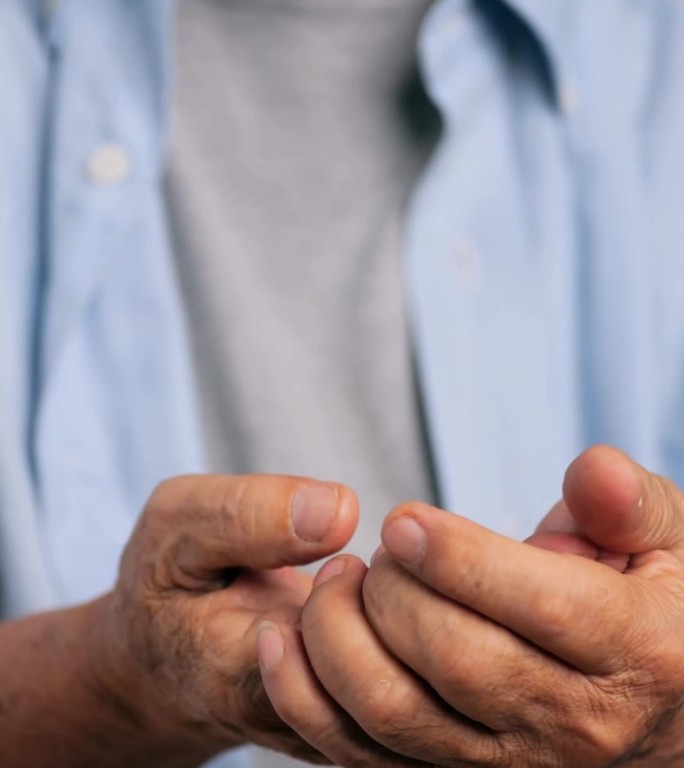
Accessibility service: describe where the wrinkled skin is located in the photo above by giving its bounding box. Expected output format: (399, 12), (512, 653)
(95, 473), (372, 765)
(260, 446), (684, 767)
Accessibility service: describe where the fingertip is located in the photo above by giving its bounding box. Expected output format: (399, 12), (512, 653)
(291, 481), (358, 551)
(257, 621), (285, 672)
(559, 445), (684, 556)
(382, 501), (433, 536)
(313, 557), (348, 588)
(331, 484), (360, 545)
(563, 446), (642, 536)
(382, 516), (427, 565)
(313, 555), (366, 589)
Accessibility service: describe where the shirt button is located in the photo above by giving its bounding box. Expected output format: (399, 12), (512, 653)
(559, 82), (581, 116)
(44, 0), (62, 21)
(86, 143), (131, 187)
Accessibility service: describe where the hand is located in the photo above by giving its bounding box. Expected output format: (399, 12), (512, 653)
(93, 473), (359, 765)
(276, 446), (684, 767)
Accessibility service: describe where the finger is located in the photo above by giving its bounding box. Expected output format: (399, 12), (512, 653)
(533, 495), (628, 571)
(525, 531), (630, 572)
(527, 530), (599, 558)
(381, 503), (637, 673)
(535, 500), (579, 534)
(363, 553), (592, 736)
(563, 445), (684, 554)
(301, 555), (508, 766)
(138, 474), (358, 589)
(257, 616), (434, 768)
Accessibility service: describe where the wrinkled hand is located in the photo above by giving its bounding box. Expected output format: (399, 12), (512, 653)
(267, 446), (684, 767)
(95, 474), (359, 765)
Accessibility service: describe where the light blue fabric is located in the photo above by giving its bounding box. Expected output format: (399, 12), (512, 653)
(1, 0), (683, 765)
(407, 0), (684, 535)
(1, 0), (207, 616)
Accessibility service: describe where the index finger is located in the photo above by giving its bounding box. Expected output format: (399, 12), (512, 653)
(381, 503), (640, 674)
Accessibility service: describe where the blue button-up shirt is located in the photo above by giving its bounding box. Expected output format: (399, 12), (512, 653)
(1, 4), (683, 763)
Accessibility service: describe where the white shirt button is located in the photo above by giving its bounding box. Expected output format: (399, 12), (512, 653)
(559, 82), (581, 116)
(86, 143), (131, 187)
(44, 0), (62, 21)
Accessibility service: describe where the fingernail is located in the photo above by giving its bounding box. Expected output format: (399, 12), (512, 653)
(383, 517), (427, 564)
(257, 621), (284, 671)
(370, 544), (385, 565)
(292, 483), (337, 542)
(313, 557), (346, 588)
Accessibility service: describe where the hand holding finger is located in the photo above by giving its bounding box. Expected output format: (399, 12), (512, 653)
(370, 456), (684, 766)
(100, 474), (359, 764)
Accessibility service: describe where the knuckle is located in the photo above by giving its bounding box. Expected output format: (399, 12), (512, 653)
(579, 717), (632, 763)
(302, 717), (343, 748)
(345, 678), (470, 763)
(271, 693), (305, 731)
(147, 476), (187, 513)
(572, 682), (642, 764)
(415, 612), (491, 697)
(120, 485), (188, 586)
(223, 476), (257, 541)
(436, 655), (523, 733)
(435, 643), (478, 693)
(356, 694), (421, 752)
(648, 632), (684, 689)
(141, 476), (197, 548)
(221, 476), (293, 550)
(528, 589), (577, 641)
(315, 671), (399, 745)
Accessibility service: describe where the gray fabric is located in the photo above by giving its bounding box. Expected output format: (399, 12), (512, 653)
(166, 1), (437, 760)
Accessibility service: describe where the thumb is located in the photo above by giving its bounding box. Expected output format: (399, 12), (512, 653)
(131, 474), (359, 590)
(562, 445), (684, 554)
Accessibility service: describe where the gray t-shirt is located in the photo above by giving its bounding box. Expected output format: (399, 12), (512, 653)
(166, 1), (437, 764)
